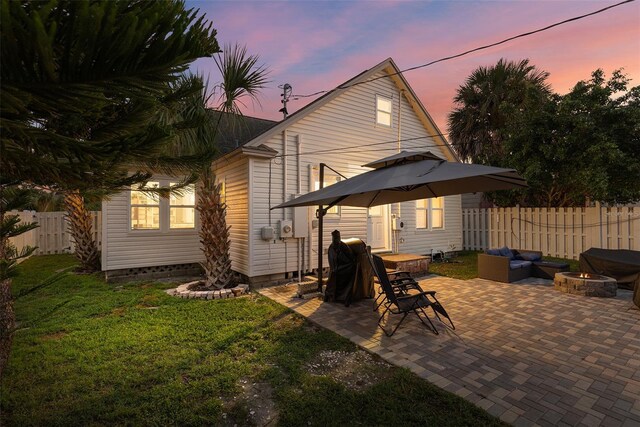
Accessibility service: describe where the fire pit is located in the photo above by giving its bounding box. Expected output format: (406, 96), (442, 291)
(554, 272), (617, 297)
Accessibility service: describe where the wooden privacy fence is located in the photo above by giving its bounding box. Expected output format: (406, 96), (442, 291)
(7, 211), (102, 256)
(463, 206), (639, 259)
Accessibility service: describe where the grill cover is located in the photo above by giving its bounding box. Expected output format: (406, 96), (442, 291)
(324, 237), (374, 305)
(579, 248), (640, 308)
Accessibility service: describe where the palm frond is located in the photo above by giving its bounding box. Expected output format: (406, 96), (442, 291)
(213, 44), (270, 115)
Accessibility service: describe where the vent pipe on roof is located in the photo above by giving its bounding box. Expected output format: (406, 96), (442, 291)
(278, 83), (292, 119)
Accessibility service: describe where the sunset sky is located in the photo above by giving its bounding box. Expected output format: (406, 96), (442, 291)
(187, 0), (640, 133)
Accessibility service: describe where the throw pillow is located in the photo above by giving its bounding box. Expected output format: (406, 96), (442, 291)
(498, 246), (515, 260)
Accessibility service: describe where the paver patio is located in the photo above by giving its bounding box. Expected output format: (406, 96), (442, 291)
(258, 276), (640, 427)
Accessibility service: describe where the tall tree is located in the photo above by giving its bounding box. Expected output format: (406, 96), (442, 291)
(64, 191), (100, 271)
(0, 0), (219, 377)
(2, 0), (221, 272)
(197, 45), (269, 289)
(1, 0), (220, 190)
(448, 59), (551, 164)
(500, 69), (640, 207)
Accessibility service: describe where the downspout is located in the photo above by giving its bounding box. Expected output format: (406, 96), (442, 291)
(317, 163), (325, 291)
(297, 135), (302, 281)
(397, 90), (402, 152)
(395, 90), (404, 253)
(283, 130), (288, 216)
(283, 130), (288, 273)
(308, 164), (313, 278)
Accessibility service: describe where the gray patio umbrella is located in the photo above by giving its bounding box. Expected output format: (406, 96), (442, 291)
(272, 151), (527, 289)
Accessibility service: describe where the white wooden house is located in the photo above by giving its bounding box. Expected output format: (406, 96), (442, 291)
(101, 58), (463, 283)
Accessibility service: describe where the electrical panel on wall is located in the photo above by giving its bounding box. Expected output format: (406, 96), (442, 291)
(279, 219), (293, 238)
(391, 217), (404, 230)
(261, 226), (274, 240)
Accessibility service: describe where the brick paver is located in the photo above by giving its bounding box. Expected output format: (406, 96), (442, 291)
(259, 276), (639, 426)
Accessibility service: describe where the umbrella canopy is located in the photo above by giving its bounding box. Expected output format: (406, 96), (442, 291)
(271, 151), (527, 293)
(273, 151), (526, 210)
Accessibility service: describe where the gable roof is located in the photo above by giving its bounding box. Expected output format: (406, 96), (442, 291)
(216, 57), (458, 162)
(209, 110), (278, 156)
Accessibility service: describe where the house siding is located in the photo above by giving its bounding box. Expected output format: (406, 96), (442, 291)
(102, 175), (203, 271)
(248, 69), (462, 278)
(213, 155), (251, 276)
(101, 62), (463, 281)
(396, 196), (463, 255)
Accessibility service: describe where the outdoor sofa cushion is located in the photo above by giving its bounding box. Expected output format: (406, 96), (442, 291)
(498, 246), (516, 259)
(510, 260), (532, 270)
(516, 251), (542, 261)
(478, 251), (532, 283)
(486, 248), (500, 256)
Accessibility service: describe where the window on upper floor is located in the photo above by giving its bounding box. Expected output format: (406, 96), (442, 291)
(376, 95), (392, 127)
(416, 197), (444, 230)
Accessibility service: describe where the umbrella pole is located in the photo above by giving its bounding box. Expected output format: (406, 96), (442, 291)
(317, 163), (326, 292)
(317, 204), (324, 292)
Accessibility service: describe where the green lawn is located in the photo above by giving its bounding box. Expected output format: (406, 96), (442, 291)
(428, 250), (579, 280)
(2, 255), (504, 426)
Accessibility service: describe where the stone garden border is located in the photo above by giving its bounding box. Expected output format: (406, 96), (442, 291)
(166, 281), (249, 300)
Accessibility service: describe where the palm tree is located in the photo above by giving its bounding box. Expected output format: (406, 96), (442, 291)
(448, 59), (551, 164)
(198, 45), (269, 289)
(151, 45), (268, 290)
(64, 191), (100, 272)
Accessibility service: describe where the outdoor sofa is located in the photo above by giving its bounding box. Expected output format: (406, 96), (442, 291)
(478, 247), (569, 283)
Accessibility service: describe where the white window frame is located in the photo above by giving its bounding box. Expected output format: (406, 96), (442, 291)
(431, 197), (444, 230)
(376, 94), (392, 127)
(129, 179), (197, 233)
(169, 182), (196, 230)
(416, 197), (445, 230)
(312, 167), (341, 218)
(130, 181), (161, 231)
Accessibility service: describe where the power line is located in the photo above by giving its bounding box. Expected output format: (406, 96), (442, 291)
(273, 133), (451, 158)
(278, 1), (635, 162)
(291, 0), (635, 99)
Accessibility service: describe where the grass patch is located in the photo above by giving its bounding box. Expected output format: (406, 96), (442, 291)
(1, 255), (505, 426)
(427, 251), (480, 280)
(428, 250), (579, 280)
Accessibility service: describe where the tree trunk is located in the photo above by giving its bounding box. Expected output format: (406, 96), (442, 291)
(0, 207), (14, 378)
(0, 277), (14, 379)
(64, 191), (100, 272)
(197, 172), (233, 289)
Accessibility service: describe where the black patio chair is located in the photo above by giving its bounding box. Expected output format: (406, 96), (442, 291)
(370, 254), (455, 337)
(372, 267), (421, 311)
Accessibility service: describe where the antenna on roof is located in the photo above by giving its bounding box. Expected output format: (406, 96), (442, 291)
(278, 83), (292, 119)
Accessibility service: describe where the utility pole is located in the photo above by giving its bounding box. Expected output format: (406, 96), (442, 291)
(279, 83), (292, 119)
